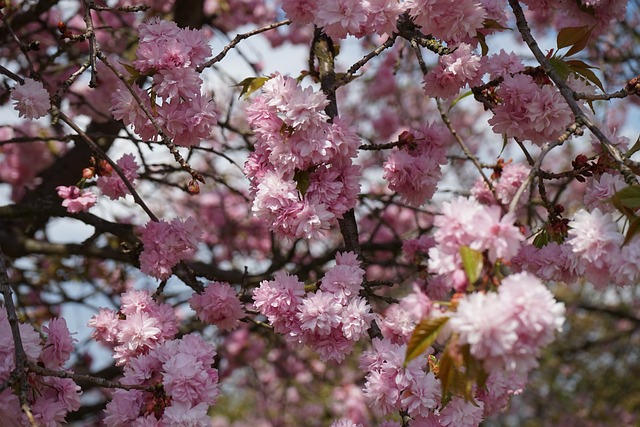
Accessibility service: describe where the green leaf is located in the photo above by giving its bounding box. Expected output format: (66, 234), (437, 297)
(612, 186), (640, 209)
(564, 59), (604, 92)
(459, 246), (483, 284)
(233, 76), (270, 99)
(532, 229), (551, 248)
(438, 350), (456, 400)
(548, 57), (573, 82)
(405, 316), (450, 365)
(625, 135), (640, 158)
(294, 170), (311, 197)
(623, 216), (640, 246)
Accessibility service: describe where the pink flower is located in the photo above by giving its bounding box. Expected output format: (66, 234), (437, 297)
(489, 74), (573, 145)
(584, 173), (626, 213)
(56, 185), (97, 213)
(383, 124), (449, 207)
(139, 217), (201, 280)
(116, 311), (162, 354)
(12, 78), (51, 119)
(499, 273), (566, 351)
(297, 290), (343, 336)
(97, 153), (139, 200)
(567, 208), (623, 267)
(153, 67), (202, 100)
(316, 0), (368, 39)
(41, 318), (76, 369)
(253, 271), (305, 334)
(423, 44), (486, 100)
(162, 353), (218, 404)
(449, 292), (519, 362)
(409, 0), (487, 44)
(189, 282), (246, 331)
(161, 401), (211, 427)
(439, 396), (484, 427)
(486, 49), (525, 79)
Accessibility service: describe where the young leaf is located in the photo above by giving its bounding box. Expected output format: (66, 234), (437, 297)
(405, 316), (450, 365)
(459, 246), (483, 284)
(623, 216), (640, 246)
(557, 26), (591, 52)
(476, 32), (489, 57)
(565, 27), (594, 57)
(625, 135), (640, 158)
(233, 76), (270, 99)
(612, 185), (640, 209)
(532, 229), (551, 248)
(294, 169), (311, 197)
(565, 59), (604, 92)
(548, 57), (573, 82)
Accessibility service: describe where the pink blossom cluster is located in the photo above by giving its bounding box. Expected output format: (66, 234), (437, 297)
(56, 185), (97, 213)
(471, 162), (531, 208)
(449, 272), (566, 374)
(514, 204), (640, 287)
(0, 126), (55, 201)
(87, 289), (178, 365)
(360, 338), (440, 418)
(0, 314), (81, 426)
(138, 216), (201, 280)
(407, 0), (506, 45)
(428, 196), (525, 291)
(11, 78), (51, 120)
(360, 338), (483, 426)
(511, 242), (578, 284)
(565, 208), (627, 286)
(110, 18), (216, 146)
(96, 153), (139, 200)
(282, 0), (405, 39)
(253, 252), (374, 361)
(189, 281), (246, 331)
(380, 284), (432, 344)
(422, 44), (486, 100)
(382, 124), (450, 207)
(488, 73), (574, 145)
(244, 74), (361, 240)
(103, 333), (219, 426)
(522, 0), (628, 35)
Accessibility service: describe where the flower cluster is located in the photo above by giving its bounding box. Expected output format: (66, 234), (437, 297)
(449, 272), (566, 374)
(471, 162), (531, 208)
(110, 18), (216, 146)
(361, 338), (439, 417)
(253, 252), (374, 361)
(382, 124), (450, 207)
(87, 289), (178, 365)
(139, 216), (201, 280)
(96, 153), (139, 200)
(422, 43), (486, 100)
(189, 281), (246, 331)
(56, 185), (97, 213)
(488, 73), (573, 145)
(282, 0), (404, 39)
(0, 313), (81, 426)
(104, 333), (219, 426)
(407, 0), (487, 45)
(428, 196), (525, 291)
(245, 74), (361, 240)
